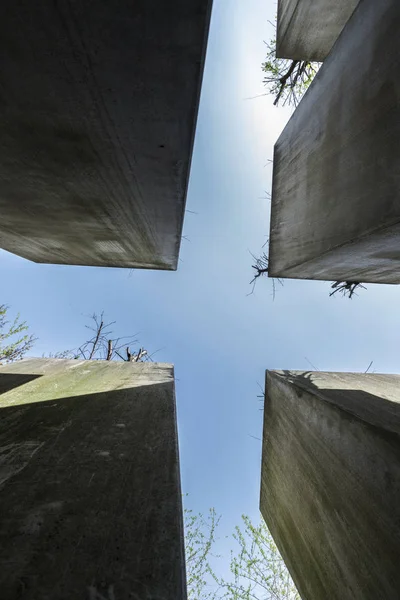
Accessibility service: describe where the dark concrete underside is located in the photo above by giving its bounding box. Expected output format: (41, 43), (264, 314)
(0, 0), (212, 269)
(0, 359), (186, 600)
(277, 0), (359, 61)
(261, 370), (400, 600)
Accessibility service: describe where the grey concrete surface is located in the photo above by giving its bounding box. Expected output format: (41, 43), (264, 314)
(269, 0), (400, 284)
(0, 0), (212, 269)
(277, 0), (359, 61)
(0, 359), (186, 600)
(261, 370), (400, 600)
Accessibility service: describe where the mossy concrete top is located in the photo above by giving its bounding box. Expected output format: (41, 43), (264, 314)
(0, 359), (186, 600)
(0, 0), (212, 269)
(0, 358), (174, 406)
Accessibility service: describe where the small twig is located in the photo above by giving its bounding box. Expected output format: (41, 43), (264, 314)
(243, 93), (268, 101)
(106, 339), (113, 361)
(274, 60), (299, 106)
(248, 251), (283, 299)
(88, 322), (103, 359)
(147, 347), (165, 361)
(256, 382), (265, 401)
(133, 348), (142, 362)
(365, 361), (373, 374)
(304, 357), (320, 372)
(330, 281), (366, 299)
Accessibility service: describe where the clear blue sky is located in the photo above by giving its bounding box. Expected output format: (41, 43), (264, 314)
(1, 0), (400, 560)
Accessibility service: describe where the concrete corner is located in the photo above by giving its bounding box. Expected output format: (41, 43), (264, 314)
(270, 0), (400, 284)
(0, 359), (186, 600)
(277, 0), (359, 61)
(0, 0), (212, 269)
(261, 369), (400, 600)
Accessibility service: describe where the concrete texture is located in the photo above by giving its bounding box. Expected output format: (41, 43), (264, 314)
(0, 359), (186, 600)
(0, 0), (212, 269)
(269, 0), (400, 284)
(277, 0), (359, 61)
(261, 370), (400, 600)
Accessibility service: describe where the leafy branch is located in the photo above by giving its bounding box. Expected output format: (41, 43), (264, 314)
(185, 503), (221, 600)
(262, 35), (320, 107)
(210, 515), (300, 600)
(0, 305), (36, 363)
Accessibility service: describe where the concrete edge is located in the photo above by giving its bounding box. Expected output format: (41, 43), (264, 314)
(268, 210), (400, 283)
(173, 0), (214, 271)
(264, 369), (400, 438)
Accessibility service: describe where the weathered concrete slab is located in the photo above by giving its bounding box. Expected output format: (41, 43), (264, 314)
(269, 0), (400, 284)
(277, 0), (359, 61)
(0, 0), (212, 269)
(261, 370), (400, 600)
(0, 359), (186, 600)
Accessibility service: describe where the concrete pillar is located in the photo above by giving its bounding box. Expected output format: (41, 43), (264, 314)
(276, 0), (359, 61)
(269, 0), (400, 284)
(0, 0), (212, 269)
(261, 370), (400, 600)
(0, 359), (186, 600)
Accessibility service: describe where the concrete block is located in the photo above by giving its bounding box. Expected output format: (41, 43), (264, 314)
(277, 0), (359, 61)
(261, 370), (400, 600)
(0, 359), (186, 600)
(269, 0), (400, 284)
(0, 0), (212, 269)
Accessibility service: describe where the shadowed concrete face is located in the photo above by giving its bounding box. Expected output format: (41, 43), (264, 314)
(277, 0), (359, 61)
(0, 0), (212, 269)
(269, 0), (400, 284)
(0, 359), (186, 600)
(261, 370), (400, 600)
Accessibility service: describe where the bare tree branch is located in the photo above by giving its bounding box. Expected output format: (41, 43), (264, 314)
(365, 361), (374, 373)
(60, 312), (150, 363)
(330, 281), (366, 299)
(248, 252), (283, 299)
(262, 25), (320, 107)
(106, 339), (113, 361)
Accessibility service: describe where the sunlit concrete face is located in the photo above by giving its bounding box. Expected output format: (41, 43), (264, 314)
(261, 370), (400, 600)
(0, 0), (212, 269)
(276, 0), (359, 61)
(0, 359), (186, 600)
(269, 0), (400, 284)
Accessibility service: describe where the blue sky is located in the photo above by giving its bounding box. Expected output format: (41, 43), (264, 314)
(1, 0), (400, 564)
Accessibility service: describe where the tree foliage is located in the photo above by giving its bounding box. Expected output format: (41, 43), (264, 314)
(0, 304), (36, 364)
(185, 505), (220, 600)
(213, 516), (300, 600)
(262, 37), (319, 107)
(185, 507), (299, 600)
